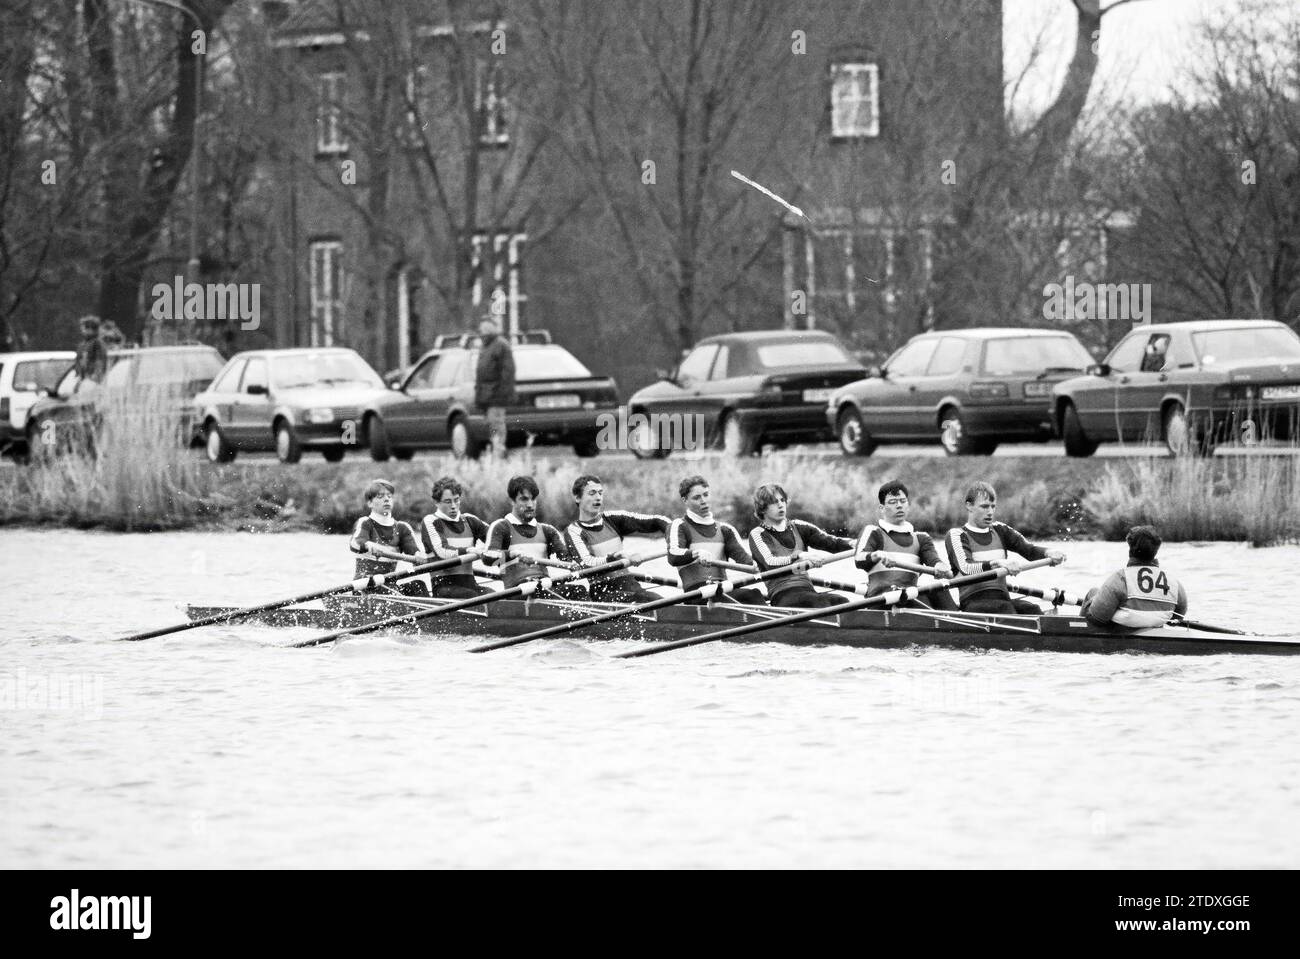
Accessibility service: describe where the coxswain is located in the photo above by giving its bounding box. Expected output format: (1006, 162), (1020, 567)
(855, 480), (958, 611)
(349, 479), (429, 595)
(1081, 525), (1188, 629)
(483, 475), (576, 594)
(945, 481), (1065, 614)
(748, 484), (853, 608)
(564, 474), (670, 602)
(668, 474), (766, 605)
(419, 476), (492, 598)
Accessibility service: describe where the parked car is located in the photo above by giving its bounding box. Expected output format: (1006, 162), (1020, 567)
(0, 351), (75, 458)
(25, 345), (225, 459)
(828, 328), (1094, 456)
(195, 347), (390, 463)
(1052, 319), (1300, 457)
(626, 330), (865, 457)
(363, 339), (619, 459)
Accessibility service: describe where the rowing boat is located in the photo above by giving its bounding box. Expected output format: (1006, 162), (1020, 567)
(185, 593), (1300, 656)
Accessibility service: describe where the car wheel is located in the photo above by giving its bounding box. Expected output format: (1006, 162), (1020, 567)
(837, 407), (877, 457)
(367, 415), (391, 462)
(1164, 402), (1214, 457)
(629, 412), (670, 459)
(275, 421), (302, 464)
(450, 416), (483, 460)
(392, 448), (414, 461)
(721, 413), (758, 457)
(573, 435), (600, 457)
(938, 407), (985, 456)
(1061, 403), (1098, 458)
(321, 445), (346, 463)
(204, 421), (236, 463)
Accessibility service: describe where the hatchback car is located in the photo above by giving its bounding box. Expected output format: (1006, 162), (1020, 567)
(625, 330), (865, 457)
(363, 341), (619, 459)
(25, 346), (224, 458)
(0, 351), (75, 457)
(827, 328), (1094, 456)
(194, 348), (389, 463)
(1053, 319), (1300, 456)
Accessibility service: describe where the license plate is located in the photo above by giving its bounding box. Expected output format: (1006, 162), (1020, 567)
(1261, 384), (1300, 400)
(535, 393), (580, 409)
(802, 388), (833, 403)
(1022, 381), (1052, 397)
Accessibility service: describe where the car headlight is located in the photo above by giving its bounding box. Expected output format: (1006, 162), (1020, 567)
(307, 407), (335, 424)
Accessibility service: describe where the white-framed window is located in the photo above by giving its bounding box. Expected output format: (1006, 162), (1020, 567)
(309, 240), (343, 346)
(317, 71), (347, 154)
(830, 63), (879, 139)
(475, 60), (508, 147)
(470, 231), (526, 332)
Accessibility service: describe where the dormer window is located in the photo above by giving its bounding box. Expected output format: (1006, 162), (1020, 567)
(830, 63), (879, 139)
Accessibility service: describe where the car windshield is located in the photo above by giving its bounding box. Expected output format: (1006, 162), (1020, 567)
(272, 352), (384, 389)
(1193, 327), (1300, 365)
(513, 346), (592, 381)
(12, 358), (73, 392)
(752, 339), (853, 369)
(136, 350), (225, 388)
(981, 337), (1093, 375)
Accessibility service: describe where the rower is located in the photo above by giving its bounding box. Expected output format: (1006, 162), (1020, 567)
(855, 480), (958, 611)
(748, 483), (853, 608)
(945, 481), (1065, 614)
(419, 476), (492, 598)
(349, 479), (429, 596)
(484, 475), (576, 594)
(1081, 525), (1188, 629)
(564, 474), (670, 603)
(669, 474), (766, 605)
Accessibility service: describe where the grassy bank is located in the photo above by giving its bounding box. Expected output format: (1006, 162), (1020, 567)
(3, 423), (1299, 543)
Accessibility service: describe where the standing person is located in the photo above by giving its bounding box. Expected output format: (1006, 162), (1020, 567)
(668, 474), (766, 605)
(1081, 526), (1188, 629)
(565, 474), (670, 603)
(474, 315), (516, 458)
(855, 480), (958, 611)
(483, 475), (573, 591)
(72, 315), (108, 388)
(419, 476), (492, 598)
(748, 484), (854, 609)
(945, 481), (1066, 614)
(349, 479), (430, 596)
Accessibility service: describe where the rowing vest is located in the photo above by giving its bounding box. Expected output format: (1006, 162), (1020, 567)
(490, 521), (561, 588)
(350, 516), (419, 578)
(568, 518), (623, 559)
(672, 517), (733, 591)
(857, 525), (926, 591)
(1112, 566), (1182, 628)
(750, 524), (809, 601)
(953, 525), (1010, 604)
(421, 512), (487, 587)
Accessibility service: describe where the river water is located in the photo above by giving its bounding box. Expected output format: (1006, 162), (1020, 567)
(2, 529), (1298, 868)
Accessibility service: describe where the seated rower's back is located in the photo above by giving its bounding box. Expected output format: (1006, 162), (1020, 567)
(1081, 525), (1188, 629)
(855, 480), (957, 611)
(668, 474), (766, 605)
(748, 483), (852, 609)
(349, 479), (428, 595)
(419, 476), (492, 598)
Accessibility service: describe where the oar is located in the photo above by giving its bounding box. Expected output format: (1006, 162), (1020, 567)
(878, 556), (1073, 603)
(291, 550), (669, 648)
(118, 551), (484, 642)
(616, 560), (1058, 659)
(1169, 616), (1247, 636)
(467, 549), (856, 653)
(704, 558), (759, 574)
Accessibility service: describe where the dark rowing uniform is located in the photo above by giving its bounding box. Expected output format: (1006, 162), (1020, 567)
(668, 510), (765, 605)
(349, 513), (427, 595)
(748, 520), (853, 608)
(945, 522), (1046, 614)
(419, 510), (492, 598)
(855, 521), (958, 611)
(484, 514), (573, 591)
(565, 510), (670, 603)
(1081, 559), (1188, 629)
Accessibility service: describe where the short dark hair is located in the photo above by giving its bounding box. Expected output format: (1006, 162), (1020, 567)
(572, 474), (602, 498)
(507, 475), (539, 500)
(877, 480), (909, 504)
(364, 479), (395, 503)
(679, 474), (708, 499)
(964, 481), (997, 505)
(752, 483), (788, 519)
(431, 476), (462, 502)
(1126, 525), (1162, 563)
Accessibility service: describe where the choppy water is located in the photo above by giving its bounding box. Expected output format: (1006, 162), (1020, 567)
(2, 529), (1298, 868)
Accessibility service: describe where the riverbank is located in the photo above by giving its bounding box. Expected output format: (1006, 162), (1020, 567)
(3, 439), (1298, 544)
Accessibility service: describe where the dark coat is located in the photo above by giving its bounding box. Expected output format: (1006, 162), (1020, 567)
(475, 334), (516, 408)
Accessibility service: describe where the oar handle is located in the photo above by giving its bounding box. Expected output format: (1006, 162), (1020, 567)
(1007, 581), (1085, 607)
(704, 558), (759, 574)
(881, 555), (1059, 576)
